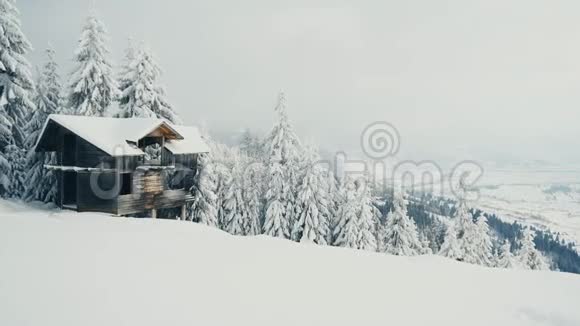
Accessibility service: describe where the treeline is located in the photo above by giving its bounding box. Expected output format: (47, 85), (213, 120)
(185, 91), (554, 272)
(398, 193), (580, 273)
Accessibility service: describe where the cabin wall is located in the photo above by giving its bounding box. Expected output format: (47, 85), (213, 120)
(76, 172), (118, 214)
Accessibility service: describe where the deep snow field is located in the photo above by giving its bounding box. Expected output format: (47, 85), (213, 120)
(1, 200), (580, 326)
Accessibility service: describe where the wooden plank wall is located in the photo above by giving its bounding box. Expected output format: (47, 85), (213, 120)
(116, 189), (190, 215)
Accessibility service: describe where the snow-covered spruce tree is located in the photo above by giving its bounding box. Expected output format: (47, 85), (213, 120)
(380, 190), (422, 256)
(5, 144), (25, 196)
(116, 45), (181, 123)
(23, 47), (62, 202)
(517, 227), (549, 271)
(333, 177), (360, 249)
(474, 214), (494, 267)
(439, 189), (481, 264)
(68, 14), (117, 116)
(497, 239), (517, 269)
(188, 152), (219, 227)
(223, 155), (247, 235)
(439, 223), (462, 260)
(239, 128), (263, 159)
(326, 172), (343, 245)
(242, 159), (263, 236)
(117, 38), (136, 108)
(333, 177), (378, 251)
(262, 92), (302, 239)
(263, 160), (289, 238)
(356, 179), (379, 251)
(0, 0), (36, 197)
(213, 149), (234, 231)
(291, 146), (330, 245)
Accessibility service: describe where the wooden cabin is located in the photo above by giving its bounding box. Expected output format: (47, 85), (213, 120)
(34, 114), (209, 218)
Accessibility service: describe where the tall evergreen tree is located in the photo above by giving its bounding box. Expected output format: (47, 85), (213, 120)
(116, 44), (180, 123)
(333, 177), (378, 251)
(188, 152), (219, 227)
(356, 179), (379, 251)
(333, 177), (360, 249)
(517, 228), (549, 271)
(68, 14), (117, 116)
(223, 156), (247, 235)
(380, 190), (422, 256)
(291, 146), (330, 245)
(242, 159), (263, 236)
(23, 47), (61, 202)
(262, 92), (301, 239)
(0, 0), (36, 197)
(439, 223), (462, 260)
(497, 239), (517, 269)
(263, 161), (289, 238)
(474, 214), (494, 266)
(117, 37), (136, 107)
(239, 128), (262, 159)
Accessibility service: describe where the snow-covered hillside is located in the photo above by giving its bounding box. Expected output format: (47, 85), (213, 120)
(475, 168), (580, 249)
(1, 200), (580, 326)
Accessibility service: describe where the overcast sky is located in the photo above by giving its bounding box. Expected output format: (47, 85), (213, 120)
(19, 0), (580, 164)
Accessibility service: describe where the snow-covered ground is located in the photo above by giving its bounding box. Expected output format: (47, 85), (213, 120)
(1, 200), (580, 326)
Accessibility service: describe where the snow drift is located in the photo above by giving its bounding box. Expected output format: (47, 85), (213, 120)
(1, 200), (579, 326)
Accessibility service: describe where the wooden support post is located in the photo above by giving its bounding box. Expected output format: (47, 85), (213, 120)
(151, 209), (157, 219)
(181, 205), (186, 220)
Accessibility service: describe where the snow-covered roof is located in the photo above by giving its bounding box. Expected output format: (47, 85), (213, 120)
(164, 125), (210, 155)
(35, 114), (209, 157)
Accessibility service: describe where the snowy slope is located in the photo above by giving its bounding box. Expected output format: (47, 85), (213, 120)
(1, 200), (580, 326)
(474, 168), (580, 249)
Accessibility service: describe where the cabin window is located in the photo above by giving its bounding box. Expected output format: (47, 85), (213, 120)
(120, 173), (132, 195)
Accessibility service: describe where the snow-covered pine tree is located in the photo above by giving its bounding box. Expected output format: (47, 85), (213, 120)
(497, 239), (517, 269)
(242, 159), (263, 236)
(474, 214), (494, 266)
(116, 44), (181, 123)
(262, 92), (302, 239)
(263, 160), (289, 238)
(117, 38), (135, 108)
(5, 144), (25, 196)
(239, 128), (262, 159)
(326, 172), (343, 245)
(517, 227), (549, 271)
(23, 47), (62, 202)
(0, 0), (36, 197)
(291, 146), (330, 245)
(223, 155), (247, 235)
(356, 179), (379, 251)
(418, 232), (434, 255)
(380, 190), (422, 256)
(68, 14), (117, 116)
(438, 186), (483, 264)
(439, 223), (462, 260)
(333, 177), (360, 249)
(188, 152), (219, 227)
